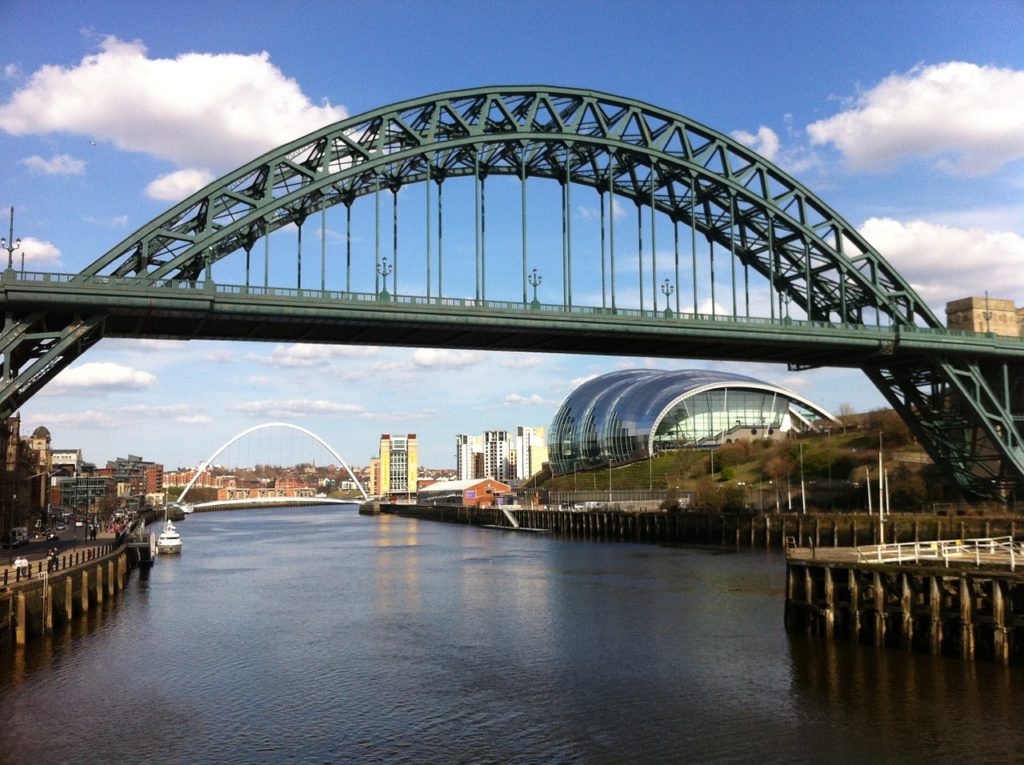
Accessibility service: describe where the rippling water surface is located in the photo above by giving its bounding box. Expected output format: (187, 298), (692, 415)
(2, 506), (1022, 764)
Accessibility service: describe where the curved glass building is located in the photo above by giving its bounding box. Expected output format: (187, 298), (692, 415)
(548, 369), (837, 475)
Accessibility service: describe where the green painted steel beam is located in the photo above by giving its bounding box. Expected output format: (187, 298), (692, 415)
(2, 84), (1022, 501)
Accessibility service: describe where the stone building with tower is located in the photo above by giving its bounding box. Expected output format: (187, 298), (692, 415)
(945, 296), (1024, 338)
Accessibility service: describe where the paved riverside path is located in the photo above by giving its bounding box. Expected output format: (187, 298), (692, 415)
(0, 529), (119, 587)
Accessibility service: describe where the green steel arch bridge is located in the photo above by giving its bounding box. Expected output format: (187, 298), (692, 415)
(1, 86), (1022, 500)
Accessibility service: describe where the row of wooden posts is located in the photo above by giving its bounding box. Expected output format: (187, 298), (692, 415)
(0, 546), (132, 647)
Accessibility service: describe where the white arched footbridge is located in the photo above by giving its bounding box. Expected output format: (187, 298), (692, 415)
(176, 422), (369, 507)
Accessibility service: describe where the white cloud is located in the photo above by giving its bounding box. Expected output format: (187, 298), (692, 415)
(860, 217), (1024, 308)
(251, 343), (379, 368)
(234, 399), (366, 418)
(202, 349), (237, 363)
(47, 361), (155, 394)
(136, 339), (188, 351)
(20, 153), (85, 175)
(145, 168), (216, 201)
(30, 409), (121, 428)
(807, 61), (1024, 175)
(502, 393), (552, 406)
(498, 356), (546, 369)
(176, 414), (213, 425)
(120, 403), (190, 416)
(11, 236), (61, 267)
(410, 348), (477, 369)
(0, 36), (348, 172)
(567, 373), (599, 390)
(731, 126), (780, 162)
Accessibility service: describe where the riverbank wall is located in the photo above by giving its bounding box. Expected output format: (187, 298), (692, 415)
(784, 551), (1024, 665)
(377, 504), (1024, 549)
(0, 542), (139, 650)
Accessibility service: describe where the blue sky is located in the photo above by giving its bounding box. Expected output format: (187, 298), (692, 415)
(2, 0), (1024, 470)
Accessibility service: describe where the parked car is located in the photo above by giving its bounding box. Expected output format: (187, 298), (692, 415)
(47, 531), (60, 541)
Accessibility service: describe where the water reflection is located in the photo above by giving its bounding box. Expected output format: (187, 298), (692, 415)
(2, 506), (1022, 765)
(786, 630), (1022, 762)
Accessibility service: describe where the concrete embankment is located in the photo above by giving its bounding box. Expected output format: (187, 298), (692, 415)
(374, 503), (1023, 549)
(0, 542), (143, 650)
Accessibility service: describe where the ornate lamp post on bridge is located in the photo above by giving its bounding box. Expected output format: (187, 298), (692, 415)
(1, 206), (22, 273)
(377, 256), (393, 301)
(528, 268), (543, 310)
(661, 278), (674, 318)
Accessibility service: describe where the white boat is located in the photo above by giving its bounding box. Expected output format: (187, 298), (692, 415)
(180, 503), (194, 514)
(156, 518), (182, 554)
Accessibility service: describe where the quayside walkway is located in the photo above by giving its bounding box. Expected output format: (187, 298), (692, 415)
(1, 531), (121, 589)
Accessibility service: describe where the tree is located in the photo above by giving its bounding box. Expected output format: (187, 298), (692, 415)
(695, 475), (723, 511)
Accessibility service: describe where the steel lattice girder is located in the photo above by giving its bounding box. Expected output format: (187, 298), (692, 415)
(866, 358), (1024, 495)
(79, 86), (936, 330)
(0, 310), (105, 415)
(3, 85), (1022, 499)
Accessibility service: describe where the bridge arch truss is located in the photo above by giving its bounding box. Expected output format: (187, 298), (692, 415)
(2, 86), (1023, 499)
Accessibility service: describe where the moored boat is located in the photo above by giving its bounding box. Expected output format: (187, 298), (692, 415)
(156, 518), (182, 554)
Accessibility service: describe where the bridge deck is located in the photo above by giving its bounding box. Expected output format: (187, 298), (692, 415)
(6, 272), (1021, 368)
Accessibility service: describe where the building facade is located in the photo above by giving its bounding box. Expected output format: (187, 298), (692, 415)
(514, 426), (548, 481)
(548, 369), (838, 475)
(417, 477), (512, 508)
(370, 434), (418, 498)
(456, 426), (549, 483)
(483, 430), (514, 483)
(455, 434), (483, 481)
(945, 296), (1024, 337)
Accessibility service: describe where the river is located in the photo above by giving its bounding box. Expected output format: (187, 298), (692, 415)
(1, 505), (1021, 764)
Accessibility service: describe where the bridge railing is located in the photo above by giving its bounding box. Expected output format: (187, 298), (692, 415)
(856, 536), (1022, 569)
(5, 269), (1014, 342)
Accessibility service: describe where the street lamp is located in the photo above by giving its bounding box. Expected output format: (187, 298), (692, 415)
(1, 206), (21, 270)
(376, 256), (393, 301)
(528, 268), (543, 309)
(661, 278), (674, 318)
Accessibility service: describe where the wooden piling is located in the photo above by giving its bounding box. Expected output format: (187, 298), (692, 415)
(786, 553), (1024, 666)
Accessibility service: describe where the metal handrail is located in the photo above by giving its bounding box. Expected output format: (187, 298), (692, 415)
(856, 536), (1022, 570)
(4, 269), (1016, 341)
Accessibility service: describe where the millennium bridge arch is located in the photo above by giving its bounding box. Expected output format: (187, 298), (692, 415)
(2, 85), (1023, 499)
(177, 422), (369, 505)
